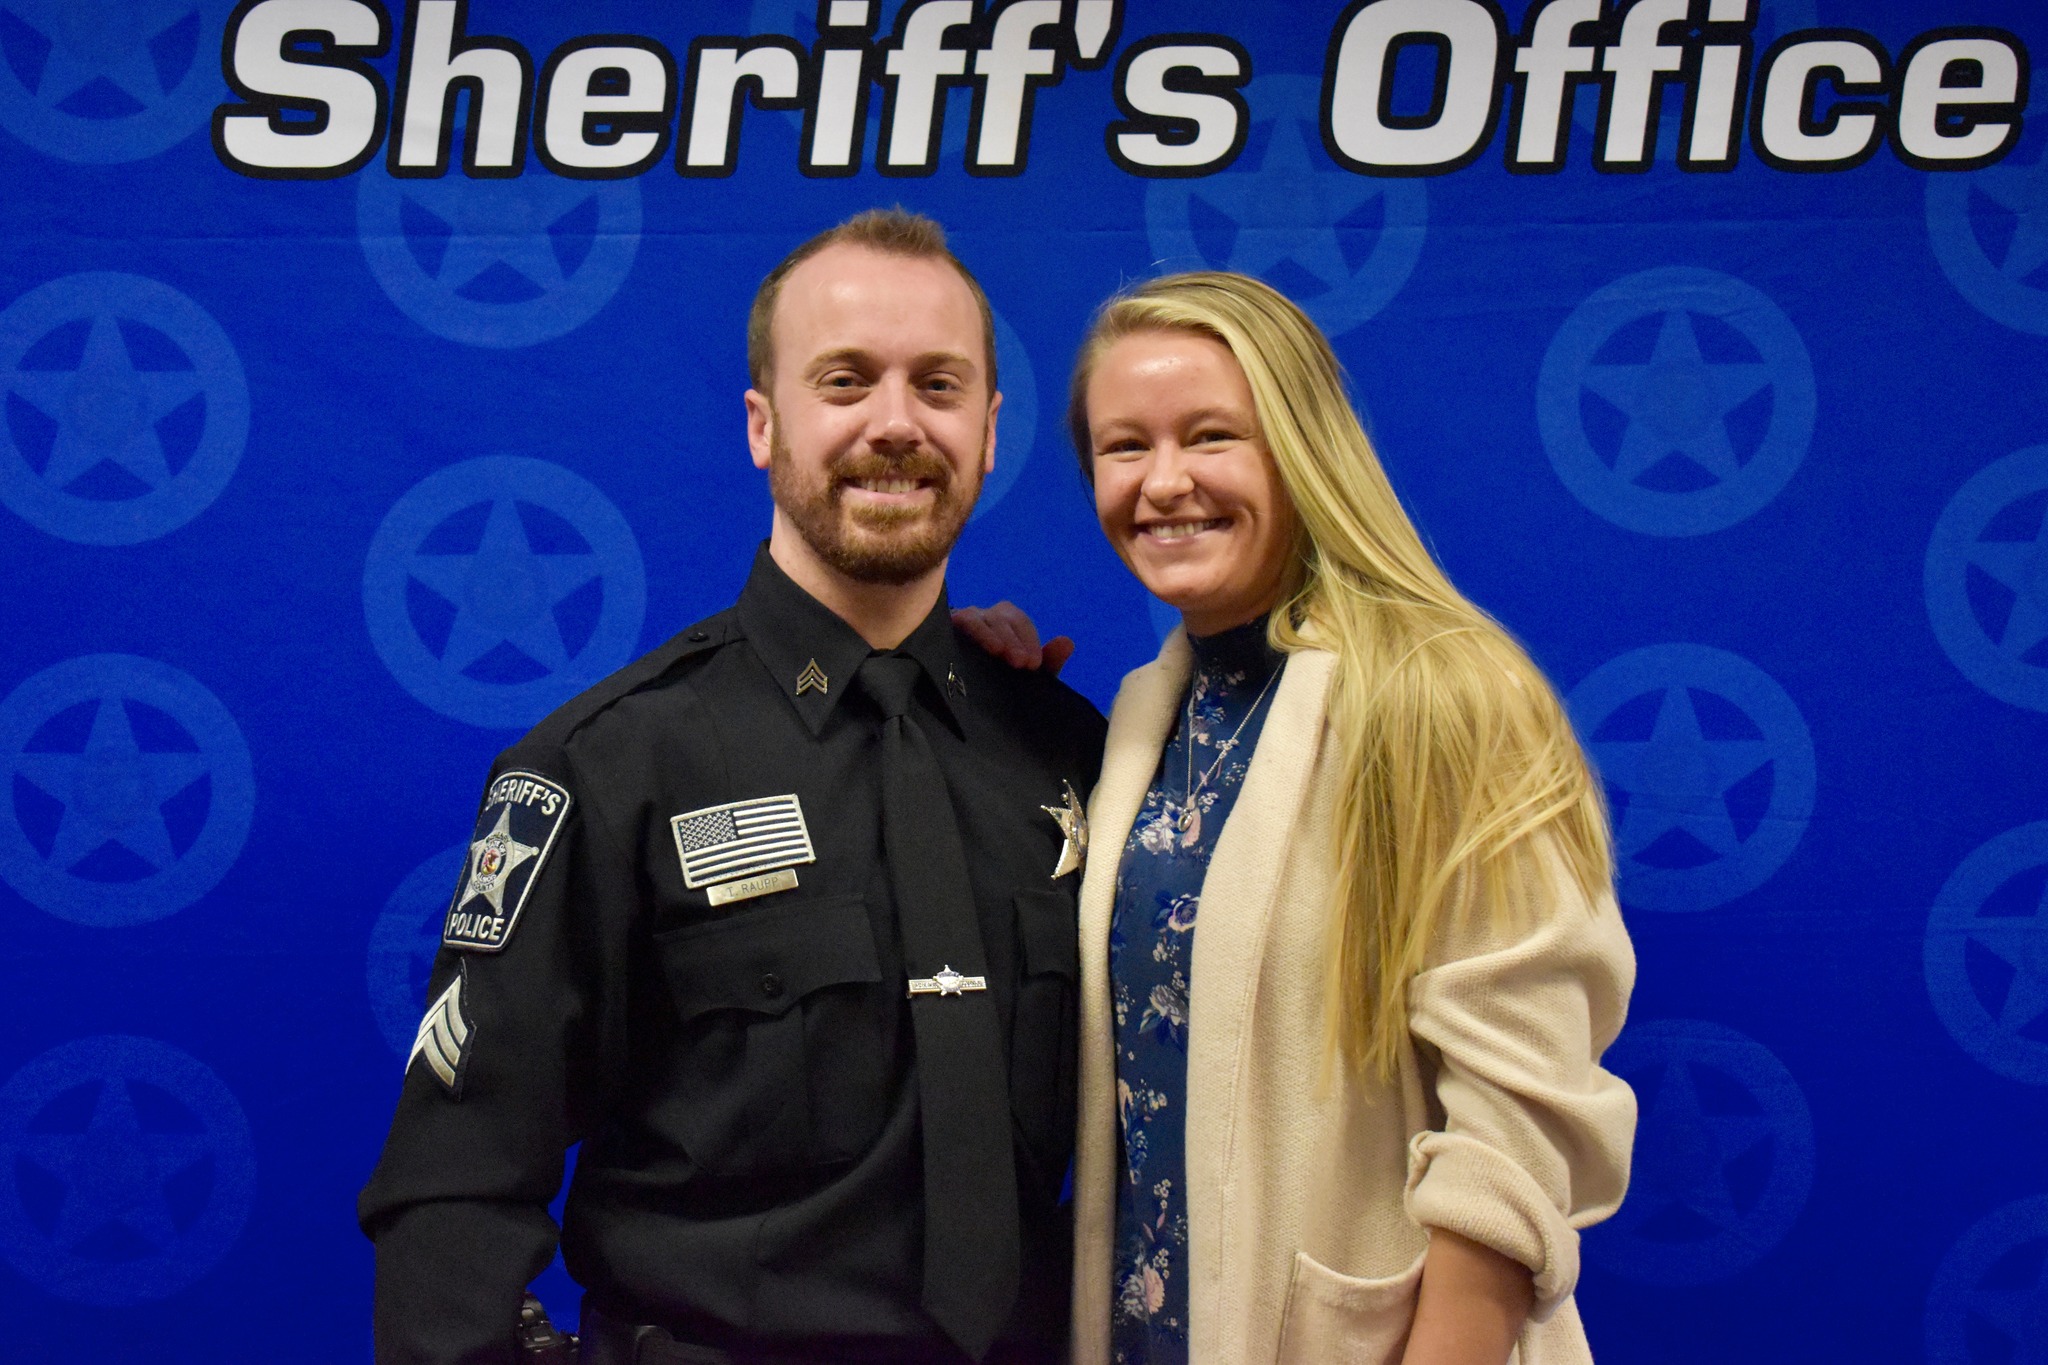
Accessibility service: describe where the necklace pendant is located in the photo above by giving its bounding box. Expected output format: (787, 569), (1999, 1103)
(1177, 803), (1201, 844)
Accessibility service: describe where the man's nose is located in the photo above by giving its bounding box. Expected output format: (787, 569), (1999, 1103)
(866, 377), (923, 450)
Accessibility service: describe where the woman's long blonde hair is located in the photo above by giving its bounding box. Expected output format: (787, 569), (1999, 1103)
(1070, 272), (1613, 1079)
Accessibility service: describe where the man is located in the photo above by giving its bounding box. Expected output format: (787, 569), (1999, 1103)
(360, 209), (1105, 1364)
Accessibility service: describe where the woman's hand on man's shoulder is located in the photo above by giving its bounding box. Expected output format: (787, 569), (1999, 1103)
(952, 600), (1076, 676)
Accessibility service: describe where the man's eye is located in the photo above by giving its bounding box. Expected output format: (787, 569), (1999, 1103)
(821, 374), (863, 390)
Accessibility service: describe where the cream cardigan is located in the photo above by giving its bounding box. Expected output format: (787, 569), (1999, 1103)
(1071, 633), (1637, 1365)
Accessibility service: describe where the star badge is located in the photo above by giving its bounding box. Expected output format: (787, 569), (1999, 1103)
(1041, 780), (1087, 879)
(463, 806), (540, 914)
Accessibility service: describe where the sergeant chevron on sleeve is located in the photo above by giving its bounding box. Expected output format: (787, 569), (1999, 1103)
(357, 208), (1106, 1365)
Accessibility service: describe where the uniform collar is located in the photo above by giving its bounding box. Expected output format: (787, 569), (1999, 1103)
(735, 544), (965, 737)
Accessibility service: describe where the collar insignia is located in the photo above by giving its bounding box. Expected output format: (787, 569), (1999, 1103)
(946, 665), (966, 697)
(795, 658), (829, 696)
(1041, 780), (1087, 879)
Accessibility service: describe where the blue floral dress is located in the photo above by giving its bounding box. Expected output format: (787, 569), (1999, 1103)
(1110, 619), (1285, 1364)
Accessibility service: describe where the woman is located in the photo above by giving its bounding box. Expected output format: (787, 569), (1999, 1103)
(1061, 272), (1634, 1365)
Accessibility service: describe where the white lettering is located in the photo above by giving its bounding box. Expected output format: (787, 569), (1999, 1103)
(1598, 0), (1687, 166)
(1073, 0), (1116, 63)
(1683, 0), (1753, 167)
(1113, 43), (1245, 172)
(394, 0), (529, 174)
(541, 43), (671, 172)
(1510, 0), (1599, 168)
(1897, 35), (2023, 165)
(1757, 37), (1885, 166)
(215, 0), (387, 174)
(884, 0), (975, 169)
(972, 0), (1063, 171)
(808, 48), (867, 169)
(1325, 0), (1500, 172)
(684, 42), (802, 172)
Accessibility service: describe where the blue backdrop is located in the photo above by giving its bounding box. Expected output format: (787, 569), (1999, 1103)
(2, 0), (2045, 1360)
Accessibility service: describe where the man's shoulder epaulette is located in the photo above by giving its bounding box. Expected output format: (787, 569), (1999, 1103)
(521, 609), (744, 749)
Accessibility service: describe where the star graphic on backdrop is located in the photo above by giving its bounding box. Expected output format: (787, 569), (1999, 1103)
(1962, 876), (2048, 1038)
(1965, 497), (2048, 660)
(11, 695), (205, 873)
(6, 313), (202, 492)
(406, 498), (601, 673)
(1189, 112), (1383, 291)
(17, 1077), (209, 1251)
(1628, 1060), (1773, 1233)
(1591, 687), (1771, 861)
(2, 0), (195, 109)
(1582, 310), (1771, 486)
(1966, 1258), (2048, 1365)
(1973, 145), (2048, 285)
(461, 805), (538, 915)
(396, 177), (595, 295)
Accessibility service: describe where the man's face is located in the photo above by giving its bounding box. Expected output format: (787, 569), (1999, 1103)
(746, 243), (998, 586)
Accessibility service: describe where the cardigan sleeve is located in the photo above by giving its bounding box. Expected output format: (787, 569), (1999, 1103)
(1399, 834), (1637, 1320)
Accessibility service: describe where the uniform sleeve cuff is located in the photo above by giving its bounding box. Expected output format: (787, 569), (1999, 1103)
(1403, 1130), (1579, 1321)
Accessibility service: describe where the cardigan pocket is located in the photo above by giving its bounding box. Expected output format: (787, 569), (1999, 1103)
(1274, 1247), (1426, 1365)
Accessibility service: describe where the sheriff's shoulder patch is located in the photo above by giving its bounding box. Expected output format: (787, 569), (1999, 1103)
(444, 770), (571, 952)
(408, 962), (473, 1098)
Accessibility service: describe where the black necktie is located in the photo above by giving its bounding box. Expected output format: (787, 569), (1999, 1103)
(855, 654), (1019, 1361)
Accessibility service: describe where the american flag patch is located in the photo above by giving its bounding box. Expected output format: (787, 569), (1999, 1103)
(671, 794), (816, 890)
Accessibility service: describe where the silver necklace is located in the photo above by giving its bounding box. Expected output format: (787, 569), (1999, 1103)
(1176, 665), (1280, 845)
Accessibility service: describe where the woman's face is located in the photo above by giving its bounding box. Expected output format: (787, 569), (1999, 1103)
(1087, 330), (1298, 637)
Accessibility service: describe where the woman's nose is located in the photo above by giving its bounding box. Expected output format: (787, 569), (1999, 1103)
(1140, 444), (1194, 503)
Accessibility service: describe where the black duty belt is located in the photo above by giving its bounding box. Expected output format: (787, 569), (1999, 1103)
(579, 1301), (1062, 1365)
(578, 1303), (737, 1365)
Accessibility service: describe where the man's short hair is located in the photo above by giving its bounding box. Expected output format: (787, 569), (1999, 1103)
(747, 207), (998, 395)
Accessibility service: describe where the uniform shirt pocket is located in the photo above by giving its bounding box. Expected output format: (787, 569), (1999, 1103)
(1274, 1247), (1427, 1365)
(1010, 885), (1080, 1172)
(654, 893), (883, 1175)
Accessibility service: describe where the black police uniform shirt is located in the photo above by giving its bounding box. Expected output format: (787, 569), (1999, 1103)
(358, 547), (1107, 1362)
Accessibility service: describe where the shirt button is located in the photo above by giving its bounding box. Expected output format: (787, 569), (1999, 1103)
(688, 630), (709, 642)
(759, 973), (784, 999)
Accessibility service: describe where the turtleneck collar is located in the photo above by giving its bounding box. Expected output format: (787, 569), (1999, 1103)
(1186, 614), (1283, 682)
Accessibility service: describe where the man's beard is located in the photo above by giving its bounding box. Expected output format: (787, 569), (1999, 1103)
(768, 427), (984, 585)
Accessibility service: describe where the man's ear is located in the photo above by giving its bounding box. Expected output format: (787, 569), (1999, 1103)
(745, 388), (774, 471)
(982, 390), (1001, 476)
